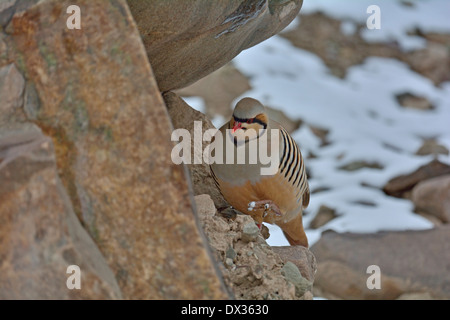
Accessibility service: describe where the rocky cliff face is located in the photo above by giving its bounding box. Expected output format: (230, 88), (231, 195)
(0, 0), (310, 299)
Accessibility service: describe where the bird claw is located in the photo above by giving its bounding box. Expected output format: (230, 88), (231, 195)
(247, 200), (282, 217)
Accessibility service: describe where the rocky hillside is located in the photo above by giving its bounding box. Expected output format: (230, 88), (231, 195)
(178, 3), (450, 300)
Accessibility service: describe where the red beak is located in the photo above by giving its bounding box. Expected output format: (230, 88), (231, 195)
(232, 122), (242, 133)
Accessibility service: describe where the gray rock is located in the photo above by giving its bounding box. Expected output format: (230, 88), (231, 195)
(309, 205), (337, 229)
(7, 0), (230, 300)
(127, 0), (303, 91)
(164, 92), (228, 209)
(242, 222), (260, 242)
(415, 138), (449, 156)
(338, 160), (383, 171)
(411, 174), (450, 223)
(226, 246), (237, 261)
(272, 245), (317, 282)
(281, 261), (312, 297)
(225, 258), (234, 267)
(0, 129), (122, 299)
(311, 227), (450, 299)
(383, 159), (450, 198)
(396, 92), (434, 110)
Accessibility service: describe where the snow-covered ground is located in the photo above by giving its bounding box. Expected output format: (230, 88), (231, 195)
(301, 0), (450, 51)
(227, 0), (450, 246)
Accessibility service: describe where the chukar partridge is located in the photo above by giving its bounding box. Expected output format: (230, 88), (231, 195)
(210, 98), (310, 247)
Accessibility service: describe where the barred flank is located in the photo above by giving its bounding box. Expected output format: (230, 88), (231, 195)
(279, 128), (310, 208)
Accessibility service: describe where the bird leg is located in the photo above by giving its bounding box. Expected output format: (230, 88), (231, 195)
(247, 200), (282, 218)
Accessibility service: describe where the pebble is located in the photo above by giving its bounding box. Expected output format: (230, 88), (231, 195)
(225, 258), (234, 267)
(281, 261), (312, 298)
(241, 222), (260, 243)
(226, 246), (237, 261)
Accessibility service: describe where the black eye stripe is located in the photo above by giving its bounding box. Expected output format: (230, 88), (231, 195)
(233, 116), (267, 128)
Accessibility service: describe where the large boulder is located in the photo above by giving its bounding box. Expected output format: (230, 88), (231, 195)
(4, 0), (229, 299)
(1, 56), (121, 299)
(311, 228), (450, 299)
(0, 128), (122, 299)
(411, 174), (450, 223)
(127, 0), (303, 91)
(383, 159), (450, 198)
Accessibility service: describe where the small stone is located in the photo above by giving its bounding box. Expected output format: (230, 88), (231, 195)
(260, 224), (270, 240)
(396, 92), (434, 110)
(225, 246), (237, 261)
(281, 261), (313, 298)
(241, 223), (260, 243)
(338, 160), (383, 171)
(309, 205), (337, 229)
(194, 194), (217, 219)
(225, 258), (234, 267)
(253, 265), (264, 280)
(301, 291), (314, 300)
(415, 139), (449, 156)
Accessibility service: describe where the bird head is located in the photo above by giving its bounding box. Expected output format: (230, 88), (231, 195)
(230, 98), (268, 137)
